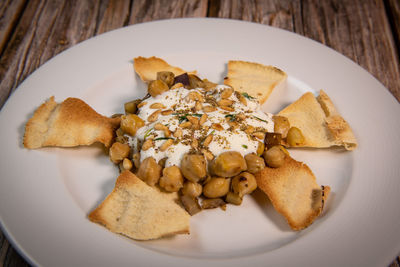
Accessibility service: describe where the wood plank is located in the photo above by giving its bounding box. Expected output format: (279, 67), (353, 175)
(385, 0), (400, 62)
(129, 0), (208, 24)
(96, 0), (131, 34)
(0, 231), (29, 267)
(0, 0), (27, 55)
(0, 0), (44, 109)
(0, 0), (101, 109)
(216, 0), (302, 31)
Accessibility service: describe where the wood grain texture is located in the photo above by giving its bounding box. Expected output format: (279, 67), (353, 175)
(385, 0), (400, 62)
(129, 0), (208, 24)
(0, 1), (399, 266)
(0, 230), (29, 267)
(0, 0), (27, 54)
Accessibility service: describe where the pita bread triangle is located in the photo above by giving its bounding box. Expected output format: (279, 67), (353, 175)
(278, 90), (357, 150)
(89, 170), (190, 240)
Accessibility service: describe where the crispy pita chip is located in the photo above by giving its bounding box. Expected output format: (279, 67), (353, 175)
(23, 97), (120, 149)
(134, 56), (196, 82)
(223, 60), (287, 104)
(88, 170), (190, 240)
(255, 156), (330, 230)
(278, 90), (357, 150)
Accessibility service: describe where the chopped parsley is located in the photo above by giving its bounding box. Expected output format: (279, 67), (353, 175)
(173, 113), (203, 123)
(252, 116), (268, 123)
(241, 92), (255, 100)
(242, 144), (248, 149)
(225, 114), (237, 121)
(154, 137), (174, 141)
(143, 128), (154, 139)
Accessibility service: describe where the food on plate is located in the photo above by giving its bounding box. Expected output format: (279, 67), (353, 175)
(223, 60), (287, 104)
(134, 56), (196, 82)
(23, 97), (120, 149)
(277, 90), (357, 150)
(88, 170), (190, 240)
(255, 155), (330, 230)
(22, 56), (357, 240)
(117, 63), (274, 215)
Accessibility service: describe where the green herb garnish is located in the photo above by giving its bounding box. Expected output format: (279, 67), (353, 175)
(154, 137), (174, 141)
(241, 92), (255, 100)
(252, 116), (268, 123)
(143, 128), (154, 139)
(225, 114), (237, 122)
(242, 144), (248, 149)
(173, 113), (203, 123)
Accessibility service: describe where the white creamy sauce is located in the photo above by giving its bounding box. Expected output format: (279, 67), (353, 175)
(127, 85), (274, 167)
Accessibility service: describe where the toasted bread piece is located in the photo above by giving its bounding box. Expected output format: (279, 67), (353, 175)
(88, 170), (190, 240)
(223, 60), (287, 104)
(278, 90), (357, 150)
(134, 56), (196, 82)
(23, 97), (120, 149)
(255, 156), (330, 230)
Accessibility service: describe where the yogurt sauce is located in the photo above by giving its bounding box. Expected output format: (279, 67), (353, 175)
(128, 85), (274, 167)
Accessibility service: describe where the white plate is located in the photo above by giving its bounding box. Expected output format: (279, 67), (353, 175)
(1, 18), (399, 267)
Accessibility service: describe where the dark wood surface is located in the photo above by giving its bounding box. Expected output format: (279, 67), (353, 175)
(0, 0), (399, 266)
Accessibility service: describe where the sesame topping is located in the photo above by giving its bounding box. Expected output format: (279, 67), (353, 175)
(126, 85), (274, 167)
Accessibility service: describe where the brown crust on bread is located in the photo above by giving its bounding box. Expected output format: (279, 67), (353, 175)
(317, 90), (357, 150)
(134, 56), (195, 82)
(23, 97), (120, 149)
(255, 156), (330, 230)
(278, 90), (357, 150)
(223, 60), (287, 104)
(88, 170), (190, 240)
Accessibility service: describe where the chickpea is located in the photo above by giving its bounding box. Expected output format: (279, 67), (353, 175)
(119, 158), (133, 171)
(180, 154), (207, 182)
(159, 165), (183, 192)
(157, 71), (175, 87)
(225, 192), (243, 205)
(148, 79), (169, 97)
(211, 151), (247, 177)
(124, 99), (141, 114)
(263, 145), (286, 168)
(120, 114), (145, 136)
(136, 157), (162, 186)
(188, 74), (205, 89)
(286, 127), (305, 146)
(109, 142), (130, 164)
(132, 152), (140, 169)
(279, 145), (290, 156)
(256, 141), (265, 156)
(273, 115), (290, 138)
(158, 157), (168, 168)
(231, 172), (257, 197)
(181, 181), (202, 197)
(244, 153), (266, 174)
(203, 177), (231, 198)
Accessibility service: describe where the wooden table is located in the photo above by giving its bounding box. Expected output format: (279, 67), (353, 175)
(0, 0), (399, 266)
